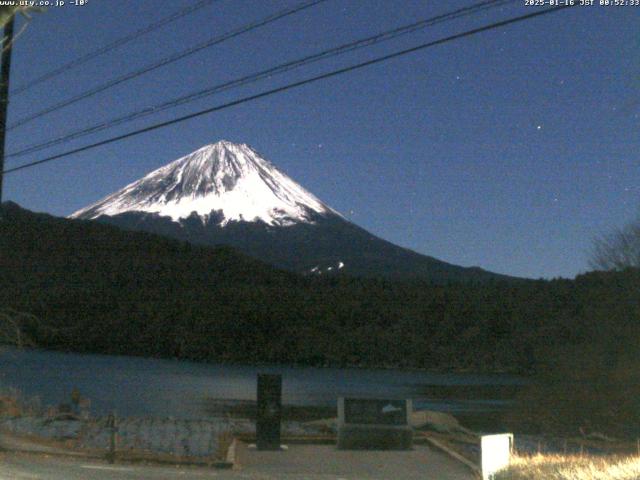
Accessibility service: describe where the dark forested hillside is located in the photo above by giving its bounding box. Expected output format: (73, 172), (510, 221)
(92, 209), (515, 283)
(1, 202), (638, 381)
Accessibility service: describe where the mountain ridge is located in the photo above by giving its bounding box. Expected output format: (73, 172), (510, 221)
(71, 140), (339, 227)
(71, 140), (516, 282)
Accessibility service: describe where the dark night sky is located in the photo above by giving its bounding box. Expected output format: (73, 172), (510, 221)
(4, 0), (639, 279)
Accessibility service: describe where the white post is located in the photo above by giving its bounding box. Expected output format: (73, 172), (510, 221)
(481, 433), (513, 480)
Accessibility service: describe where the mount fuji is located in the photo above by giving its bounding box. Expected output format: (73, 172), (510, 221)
(71, 141), (510, 282)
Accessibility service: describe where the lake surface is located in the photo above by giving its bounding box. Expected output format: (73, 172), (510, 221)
(0, 347), (523, 419)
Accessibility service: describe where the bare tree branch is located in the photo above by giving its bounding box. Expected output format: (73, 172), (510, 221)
(0, 6), (42, 51)
(590, 216), (640, 271)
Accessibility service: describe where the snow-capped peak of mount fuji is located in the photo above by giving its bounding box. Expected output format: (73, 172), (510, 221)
(70, 141), (340, 226)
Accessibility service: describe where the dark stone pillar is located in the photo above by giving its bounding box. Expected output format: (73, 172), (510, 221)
(256, 374), (282, 450)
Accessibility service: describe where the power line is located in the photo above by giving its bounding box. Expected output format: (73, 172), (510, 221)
(12, 0), (219, 96)
(3, 5), (576, 176)
(7, 0), (514, 161)
(7, 0), (328, 131)
(8, 0), (513, 159)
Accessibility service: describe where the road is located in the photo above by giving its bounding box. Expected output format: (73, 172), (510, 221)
(1, 453), (230, 480)
(0, 446), (475, 480)
(237, 444), (475, 479)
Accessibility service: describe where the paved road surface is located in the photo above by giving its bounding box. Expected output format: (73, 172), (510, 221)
(0, 445), (475, 480)
(238, 444), (475, 479)
(0, 453), (227, 480)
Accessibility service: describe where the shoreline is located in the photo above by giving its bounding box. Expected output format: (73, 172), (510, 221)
(1, 345), (530, 378)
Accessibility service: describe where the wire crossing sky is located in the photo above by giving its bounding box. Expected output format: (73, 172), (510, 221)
(11, 0), (220, 96)
(7, 0), (327, 130)
(4, 4), (574, 175)
(6, 0), (513, 160)
(5, 0), (639, 279)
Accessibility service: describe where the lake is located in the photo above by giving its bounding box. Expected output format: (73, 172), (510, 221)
(0, 347), (523, 419)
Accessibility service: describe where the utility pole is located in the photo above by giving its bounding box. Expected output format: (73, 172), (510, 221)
(0, 15), (15, 203)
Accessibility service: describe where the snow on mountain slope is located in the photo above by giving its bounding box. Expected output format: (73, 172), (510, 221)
(70, 141), (340, 226)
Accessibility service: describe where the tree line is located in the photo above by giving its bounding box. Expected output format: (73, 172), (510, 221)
(1, 202), (639, 436)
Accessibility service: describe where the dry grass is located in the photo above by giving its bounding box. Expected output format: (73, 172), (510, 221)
(494, 454), (640, 480)
(0, 388), (41, 417)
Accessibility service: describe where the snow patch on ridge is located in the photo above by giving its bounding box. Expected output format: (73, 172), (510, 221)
(308, 260), (345, 275)
(70, 141), (341, 227)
